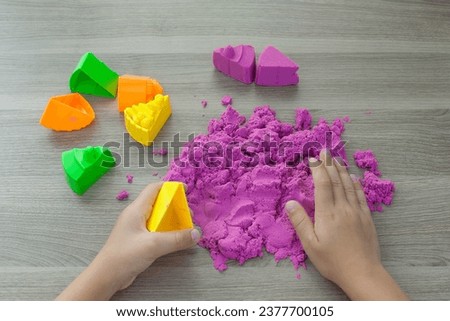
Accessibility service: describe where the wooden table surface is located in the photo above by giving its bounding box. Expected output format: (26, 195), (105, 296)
(0, 0), (449, 300)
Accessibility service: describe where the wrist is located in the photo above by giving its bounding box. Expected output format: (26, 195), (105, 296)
(56, 253), (123, 300)
(339, 262), (385, 290)
(338, 263), (408, 300)
(93, 249), (134, 293)
(87, 255), (123, 299)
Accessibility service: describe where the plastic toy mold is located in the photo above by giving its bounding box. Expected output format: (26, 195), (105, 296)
(124, 94), (172, 146)
(69, 52), (119, 98)
(117, 75), (164, 112)
(61, 146), (116, 195)
(147, 182), (193, 232)
(40, 93), (95, 131)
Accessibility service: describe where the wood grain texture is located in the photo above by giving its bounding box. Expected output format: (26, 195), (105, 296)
(0, 0), (449, 300)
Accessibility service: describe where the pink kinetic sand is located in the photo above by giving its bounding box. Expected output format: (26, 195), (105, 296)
(255, 46), (299, 86)
(221, 95), (232, 106)
(360, 172), (395, 212)
(213, 45), (256, 84)
(153, 148), (168, 156)
(164, 106), (395, 272)
(116, 190), (129, 201)
(353, 150), (394, 211)
(126, 174), (134, 184)
(201, 100), (208, 108)
(353, 149), (380, 176)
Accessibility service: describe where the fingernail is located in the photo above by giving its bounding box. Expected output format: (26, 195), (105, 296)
(309, 157), (317, 164)
(350, 174), (358, 182)
(191, 229), (201, 243)
(285, 201), (299, 214)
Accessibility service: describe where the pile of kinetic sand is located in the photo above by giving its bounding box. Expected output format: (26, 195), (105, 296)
(164, 106), (395, 271)
(353, 150), (395, 212)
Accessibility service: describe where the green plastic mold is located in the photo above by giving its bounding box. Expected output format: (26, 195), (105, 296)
(61, 146), (116, 195)
(69, 52), (119, 98)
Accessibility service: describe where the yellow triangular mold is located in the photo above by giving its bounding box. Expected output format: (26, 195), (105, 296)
(147, 182), (193, 232)
(124, 94), (171, 146)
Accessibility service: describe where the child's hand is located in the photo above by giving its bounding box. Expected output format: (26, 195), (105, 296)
(57, 182), (200, 300)
(285, 150), (408, 300)
(97, 182), (201, 290)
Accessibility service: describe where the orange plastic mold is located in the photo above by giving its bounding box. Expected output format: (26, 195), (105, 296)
(40, 93), (95, 131)
(117, 75), (164, 112)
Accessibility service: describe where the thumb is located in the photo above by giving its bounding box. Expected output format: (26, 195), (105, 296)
(150, 229), (201, 258)
(285, 200), (316, 249)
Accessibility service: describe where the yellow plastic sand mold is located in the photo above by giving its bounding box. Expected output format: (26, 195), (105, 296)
(147, 182), (193, 232)
(124, 94), (172, 146)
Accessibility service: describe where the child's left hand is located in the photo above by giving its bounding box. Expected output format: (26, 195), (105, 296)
(57, 182), (201, 300)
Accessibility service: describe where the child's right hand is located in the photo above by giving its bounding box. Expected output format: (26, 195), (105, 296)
(57, 182), (201, 300)
(95, 182), (201, 293)
(285, 149), (408, 300)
